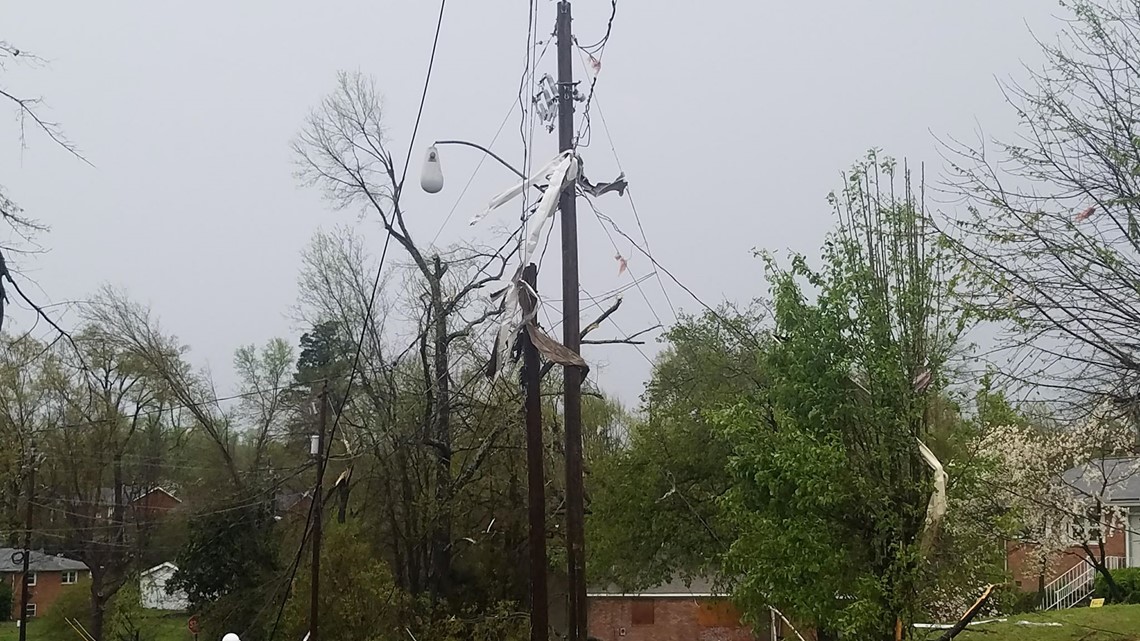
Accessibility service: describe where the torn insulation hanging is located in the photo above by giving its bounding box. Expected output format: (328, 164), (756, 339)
(472, 151), (581, 379)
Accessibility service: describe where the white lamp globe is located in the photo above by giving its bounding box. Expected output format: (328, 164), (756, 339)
(420, 145), (444, 193)
(222, 634), (241, 641)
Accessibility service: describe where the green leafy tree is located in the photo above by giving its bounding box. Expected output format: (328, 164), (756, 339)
(589, 306), (765, 589)
(282, 520), (406, 641)
(168, 498), (281, 638)
(721, 153), (969, 639)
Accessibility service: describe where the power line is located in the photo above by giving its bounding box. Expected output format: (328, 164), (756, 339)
(43, 374), (351, 431)
(576, 0), (617, 54)
(587, 193), (664, 329)
(582, 80), (679, 320)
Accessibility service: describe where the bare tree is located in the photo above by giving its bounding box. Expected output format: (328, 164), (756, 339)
(82, 287), (246, 487)
(233, 338), (298, 472)
(294, 72), (517, 600)
(1, 39), (90, 331)
(37, 326), (171, 641)
(943, 0), (1140, 414)
(292, 218), (517, 599)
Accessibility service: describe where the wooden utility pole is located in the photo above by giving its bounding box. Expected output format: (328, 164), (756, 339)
(17, 444), (35, 641)
(555, 3), (587, 641)
(310, 383), (328, 641)
(519, 264), (549, 641)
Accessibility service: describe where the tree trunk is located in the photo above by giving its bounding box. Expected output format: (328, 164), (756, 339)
(428, 259), (453, 601)
(90, 572), (107, 641)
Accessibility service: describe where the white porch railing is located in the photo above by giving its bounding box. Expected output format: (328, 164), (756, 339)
(1041, 555), (1125, 610)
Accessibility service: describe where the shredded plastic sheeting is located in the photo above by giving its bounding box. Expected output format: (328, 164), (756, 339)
(912, 618), (1006, 629)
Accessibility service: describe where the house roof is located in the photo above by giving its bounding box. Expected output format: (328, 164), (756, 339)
(588, 577), (724, 598)
(141, 562), (178, 577)
(1063, 457), (1140, 502)
(0, 548), (88, 573)
(97, 486), (182, 506)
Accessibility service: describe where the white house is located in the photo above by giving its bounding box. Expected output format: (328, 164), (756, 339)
(140, 562), (189, 611)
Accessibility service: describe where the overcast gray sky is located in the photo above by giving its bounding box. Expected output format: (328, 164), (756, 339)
(2, 1), (1059, 406)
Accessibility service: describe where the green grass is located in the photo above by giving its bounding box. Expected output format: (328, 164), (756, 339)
(936, 604), (1140, 641)
(0, 610), (191, 641)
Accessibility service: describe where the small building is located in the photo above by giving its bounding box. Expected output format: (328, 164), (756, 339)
(588, 578), (774, 641)
(139, 562), (189, 611)
(0, 548), (89, 619)
(97, 486), (183, 519)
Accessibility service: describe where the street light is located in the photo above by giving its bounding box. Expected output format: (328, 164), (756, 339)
(420, 140), (527, 194)
(420, 146), (444, 193)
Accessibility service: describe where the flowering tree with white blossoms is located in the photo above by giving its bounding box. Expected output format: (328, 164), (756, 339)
(975, 406), (1138, 602)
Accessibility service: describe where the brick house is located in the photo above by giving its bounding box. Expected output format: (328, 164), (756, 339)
(97, 486), (183, 519)
(588, 578), (808, 641)
(1004, 457), (1140, 606)
(0, 548), (89, 619)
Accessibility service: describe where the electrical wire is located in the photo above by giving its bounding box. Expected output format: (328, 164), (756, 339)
(518, 0), (540, 228)
(576, 0), (617, 54)
(583, 195), (764, 349)
(44, 373), (356, 431)
(571, 0), (617, 149)
(587, 190), (663, 329)
(430, 99), (518, 245)
(582, 82), (679, 320)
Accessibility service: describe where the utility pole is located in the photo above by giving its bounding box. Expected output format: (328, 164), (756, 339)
(519, 264), (549, 641)
(17, 443), (35, 641)
(555, 3), (587, 641)
(310, 383), (328, 641)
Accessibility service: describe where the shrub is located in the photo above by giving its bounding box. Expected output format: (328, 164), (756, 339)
(1093, 567), (1140, 604)
(0, 579), (11, 621)
(39, 583), (94, 639)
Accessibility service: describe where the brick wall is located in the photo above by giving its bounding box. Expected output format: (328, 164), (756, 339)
(1006, 526), (1127, 591)
(589, 597), (770, 641)
(6, 570), (89, 618)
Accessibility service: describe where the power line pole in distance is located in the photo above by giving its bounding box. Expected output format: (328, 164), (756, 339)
(309, 383), (328, 641)
(17, 443), (36, 641)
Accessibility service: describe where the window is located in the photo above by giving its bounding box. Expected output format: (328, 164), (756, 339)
(698, 601), (741, 627)
(24, 573), (36, 587)
(62, 570), (78, 585)
(631, 600), (655, 625)
(24, 604), (36, 618)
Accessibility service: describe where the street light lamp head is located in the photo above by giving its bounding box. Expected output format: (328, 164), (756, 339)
(420, 145), (444, 193)
(222, 634), (241, 641)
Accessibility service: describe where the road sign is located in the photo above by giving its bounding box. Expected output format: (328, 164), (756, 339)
(188, 615), (200, 635)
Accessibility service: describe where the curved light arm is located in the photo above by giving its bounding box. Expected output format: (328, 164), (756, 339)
(434, 140), (527, 179)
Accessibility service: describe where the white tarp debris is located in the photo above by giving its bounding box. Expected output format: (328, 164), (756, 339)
(917, 437), (948, 553)
(477, 152), (580, 376)
(469, 151), (575, 226)
(913, 618), (1006, 629)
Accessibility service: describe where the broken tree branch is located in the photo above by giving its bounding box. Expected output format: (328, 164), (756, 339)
(582, 324), (662, 345)
(935, 584), (996, 641)
(540, 297), (624, 378)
